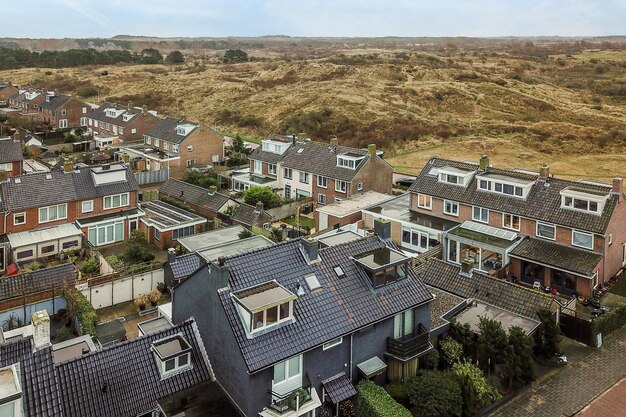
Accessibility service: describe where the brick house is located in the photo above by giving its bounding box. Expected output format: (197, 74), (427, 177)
(8, 87), (46, 117)
(0, 83), (18, 106)
(0, 138), (23, 178)
(38, 93), (90, 129)
(0, 163), (143, 261)
(143, 117), (224, 174)
(404, 155), (626, 297)
(87, 102), (159, 142)
(236, 135), (295, 192)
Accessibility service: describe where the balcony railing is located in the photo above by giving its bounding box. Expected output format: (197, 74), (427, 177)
(268, 374), (313, 414)
(387, 324), (431, 360)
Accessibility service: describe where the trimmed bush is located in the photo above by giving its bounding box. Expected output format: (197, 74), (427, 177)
(592, 304), (626, 340)
(408, 371), (463, 417)
(384, 382), (410, 407)
(355, 380), (411, 417)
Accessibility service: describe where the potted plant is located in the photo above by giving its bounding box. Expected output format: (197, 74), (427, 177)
(148, 289), (161, 307)
(134, 293), (148, 311)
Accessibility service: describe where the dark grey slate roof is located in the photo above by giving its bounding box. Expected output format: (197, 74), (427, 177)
(55, 319), (212, 417)
(21, 346), (64, 417)
(145, 116), (197, 144)
(417, 257), (554, 320)
(0, 263), (76, 302)
(89, 102), (144, 126)
(321, 372), (357, 404)
(1, 163), (139, 211)
(510, 237), (602, 277)
(281, 140), (370, 181)
(0, 335), (33, 368)
(219, 236), (433, 373)
(38, 94), (72, 111)
(170, 253), (203, 280)
(408, 158), (617, 234)
(159, 179), (230, 212)
(0, 138), (23, 164)
(231, 203), (272, 227)
(249, 148), (285, 165)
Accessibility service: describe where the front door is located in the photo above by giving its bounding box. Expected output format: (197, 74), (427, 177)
(285, 185), (291, 199)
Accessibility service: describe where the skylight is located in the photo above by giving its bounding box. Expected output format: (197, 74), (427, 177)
(304, 274), (322, 291)
(460, 221), (518, 241)
(333, 266), (345, 278)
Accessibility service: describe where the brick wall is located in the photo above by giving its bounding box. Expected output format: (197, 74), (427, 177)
(91, 112), (158, 142)
(40, 98), (89, 129)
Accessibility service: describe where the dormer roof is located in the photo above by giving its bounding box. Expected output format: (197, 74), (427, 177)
(145, 116), (200, 144)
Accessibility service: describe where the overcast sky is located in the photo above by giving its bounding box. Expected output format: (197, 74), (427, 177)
(3, 0), (625, 38)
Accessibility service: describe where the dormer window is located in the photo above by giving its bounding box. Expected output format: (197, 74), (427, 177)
(354, 247), (409, 288)
(436, 166), (474, 187)
(560, 186), (608, 215)
(233, 281), (296, 334)
(176, 123), (196, 136)
(122, 113), (134, 122)
(152, 335), (192, 377)
(476, 173), (533, 198)
(337, 153), (365, 170)
(0, 364), (23, 417)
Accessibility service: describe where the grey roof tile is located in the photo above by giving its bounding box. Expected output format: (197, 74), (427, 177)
(0, 138), (23, 164)
(231, 203), (272, 227)
(170, 253), (203, 280)
(159, 179), (230, 211)
(321, 372), (357, 404)
(281, 141), (370, 181)
(249, 148), (285, 165)
(38, 94), (72, 111)
(89, 102), (145, 126)
(408, 157), (617, 234)
(145, 116), (197, 144)
(0, 335), (33, 368)
(0, 264), (76, 302)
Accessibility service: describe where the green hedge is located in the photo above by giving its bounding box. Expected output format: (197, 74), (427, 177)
(355, 380), (412, 417)
(592, 304), (626, 339)
(65, 287), (98, 337)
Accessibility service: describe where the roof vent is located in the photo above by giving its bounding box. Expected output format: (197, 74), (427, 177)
(101, 382), (108, 393)
(295, 282), (306, 297)
(45, 173), (52, 180)
(14, 178), (21, 184)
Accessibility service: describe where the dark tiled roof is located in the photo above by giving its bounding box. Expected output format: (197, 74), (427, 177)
(428, 287), (465, 330)
(0, 335), (33, 368)
(249, 148), (286, 165)
(89, 102), (145, 126)
(408, 158), (617, 234)
(170, 253), (203, 280)
(219, 236), (433, 372)
(0, 264), (76, 302)
(159, 179), (230, 211)
(321, 372), (357, 404)
(0, 138), (23, 163)
(1, 163), (139, 211)
(231, 203), (272, 227)
(145, 116), (197, 144)
(281, 140), (370, 181)
(55, 319), (212, 417)
(417, 258), (554, 320)
(38, 94), (72, 111)
(21, 347), (64, 417)
(510, 237), (602, 277)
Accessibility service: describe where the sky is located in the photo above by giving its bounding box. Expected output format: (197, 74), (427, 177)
(2, 0), (625, 38)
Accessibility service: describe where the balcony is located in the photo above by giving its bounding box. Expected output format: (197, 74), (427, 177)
(386, 324), (433, 361)
(268, 374), (313, 415)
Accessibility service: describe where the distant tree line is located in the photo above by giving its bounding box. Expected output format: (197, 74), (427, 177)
(0, 47), (184, 69)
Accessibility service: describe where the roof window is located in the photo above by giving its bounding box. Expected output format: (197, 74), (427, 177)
(233, 281), (296, 334)
(152, 335), (192, 378)
(354, 247), (409, 288)
(304, 274), (322, 291)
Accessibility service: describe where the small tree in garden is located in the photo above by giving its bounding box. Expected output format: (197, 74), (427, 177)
(452, 361), (501, 415)
(408, 371), (463, 417)
(534, 308), (561, 358)
(477, 316), (508, 370)
(242, 186), (282, 208)
(450, 320), (476, 359)
(441, 337), (464, 368)
(502, 325), (535, 388)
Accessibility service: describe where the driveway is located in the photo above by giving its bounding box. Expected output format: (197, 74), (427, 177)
(490, 325), (626, 417)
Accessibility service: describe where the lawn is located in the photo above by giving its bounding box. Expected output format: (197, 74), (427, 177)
(282, 215), (316, 230)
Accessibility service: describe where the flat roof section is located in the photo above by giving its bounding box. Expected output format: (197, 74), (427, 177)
(455, 301), (540, 335)
(316, 191), (394, 217)
(317, 230), (363, 248)
(138, 316), (173, 336)
(140, 200), (206, 231)
(52, 335), (97, 365)
(196, 235), (274, 262)
(178, 225), (246, 252)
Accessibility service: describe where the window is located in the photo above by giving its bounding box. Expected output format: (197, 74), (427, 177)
(502, 213), (520, 231)
(119, 127), (124, 135)
(394, 310), (413, 339)
(159, 351), (191, 377)
(104, 193), (129, 209)
(82, 107), (87, 114)
(146, 136), (152, 145)
(536, 222), (556, 240)
(357, 181), (363, 191)
(187, 145), (193, 152)
(268, 164), (277, 175)
(82, 200), (94, 213)
(472, 207), (489, 223)
(254, 160), (262, 174)
(41, 244), (55, 254)
(61, 109), (67, 116)
(59, 119), (68, 128)
(131, 128), (137, 134)
(402, 227), (436, 251)
(323, 337), (343, 350)
(273, 356), (301, 384)
(493, 182), (524, 197)
(318, 193), (326, 205)
(39, 204), (67, 223)
(335, 180), (347, 193)
(88, 220), (124, 246)
(62, 240), (79, 250)
(250, 301), (292, 333)
(479, 179), (491, 190)
(563, 196), (599, 213)
(299, 172), (310, 184)
(80, 117), (87, 126)
(154, 138), (160, 147)
(163, 142), (169, 150)
(106, 123), (111, 131)
(13, 213), (26, 225)
(0, 400), (17, 417)
(17, 249), (33, 260)
(572, 230), (593, 250)
(448, 239), (459, 263)
(284, 185), (291, 199)
(284, 168), (292, 179)
(172, 225), (195, 240)
(317, 175), (327, 188)
(417, 194), (432, 209)
(0, 163), (11, 172)
(186, 159), (195, 167)
(443, 200), (458, 216)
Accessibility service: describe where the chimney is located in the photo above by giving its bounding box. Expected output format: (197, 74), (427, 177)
(127, 101), (132, 110)
(210, 257), (230, 290)
(12, 130), (20, 142)
(208, 185), (217, 195)
(612, 175), (623, 195)
(64, 160), (74, 172)
(479, 154), (489, 171)
(142, 104), (148, 115)
(292, 134), (296, 145)
(374, 218), (391, 240)
(300, 238), (319, 263)
(539, 163), (550, 181)
(31, 310), (50, 350)
(330, 137), (339, 147)
(167, 247), (177, 264)
(255, 201), (264, 213)
(367, 143), (377, 157)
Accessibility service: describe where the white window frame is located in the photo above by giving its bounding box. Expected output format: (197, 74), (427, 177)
(131, 128), (137, 134)
(80, 117), (87, 127)
(335, 180), (347, 193)
(146, 136), (152, 145)
(536, 222), (556, 241)
(572, 230), (594, 250)
(284, 168), (292, 180)
(317, 175), (327, 188)
(502, 213), (521, 231)
(160, 352), (191, 377)
(318, 193), (326, 205)
(0, 163), (11, 172)
(443, 200), (459, 216)
(82, 107), (87, 114)
(472, 206), (489, 223)
(273, 355), (302, 386)
(254, 160), (262, 174)
(38, 204), (67, 224)
(13, 212), (26, 225)
(322, 337), (343, 350)
(154, 138), (160, 147)
(250, 301), (293, 334)
(163, 142), (169, 150)
(82, 200), (94, 213)
(103, 193), (129, 210)
(268, 164), (277, 175)
(299, 171), (310, 184)
(59, 119), (68, 128)
(417, 194), (432, 210)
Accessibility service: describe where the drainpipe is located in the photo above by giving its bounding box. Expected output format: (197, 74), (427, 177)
(349, 333), (354, 380)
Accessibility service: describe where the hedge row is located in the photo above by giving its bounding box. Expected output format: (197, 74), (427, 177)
(355, 380), (412, 417)
(66, 288), (98, 337)
(592, 304), (626, 339)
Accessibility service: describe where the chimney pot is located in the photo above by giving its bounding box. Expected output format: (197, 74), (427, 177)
(612, 175), (623, 195)
(330, 137), (339, 147)
(218, 256), (226, 266)
(167, 247), (176, 264)
(255, 201), (264, 212)
(479, 154), (489, 171)
(300, 238), (319, 263)
(367, 143), (377, 157)
(31, 310), (50, 350)
(539, 163), (550, 180)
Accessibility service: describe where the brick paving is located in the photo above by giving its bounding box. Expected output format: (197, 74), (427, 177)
(490, 325), (626, 417)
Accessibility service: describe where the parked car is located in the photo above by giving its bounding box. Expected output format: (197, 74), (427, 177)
(395, 177), (415, 188)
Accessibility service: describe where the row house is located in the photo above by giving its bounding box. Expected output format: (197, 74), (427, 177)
(87, 101), (159, 142)
(0, 162), (142, 263)
(139, 199), (208, 249)
(172, 236), (434, 417)
(0, 83), (18, 106)
(38, 92), (90, 129)
(142, 116), (224, 173)
(0, 138), (23, 178)
(245, 136), (393, 206)
(403, 155), (626, 297)
(8, 86), (46, 117)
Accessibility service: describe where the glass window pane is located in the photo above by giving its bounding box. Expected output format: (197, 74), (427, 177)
(113, 195), (121, 207)
(402, 229), (411, 244)
(122, 194), (128, 205)
(98, 227), (106, 244)
(412, 231), (420, 246)
(165, 358), (176, 371)
(420, 234), (428, 249)
(589, 201), (598, 212)
(88, 227), (97, 245)
(253, 312), (264, 329)
(274, 361), (286, 383)
(574, 199), (588, 210)
(288, 356), (300, 378)
(178, 353), (189, 366)
(394, 314), (402, 339)
(385, 267), (397, 284)
(49, 206), (57, 220)
(266, 306), (278, 325)
(115, 222), (123, 241)
(279, 302), (290, 320)
(59, 204), (66, 218)
(375, 271), (385, 286)
(404, 310), (413, 336)
(39, 208), (47, 222)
